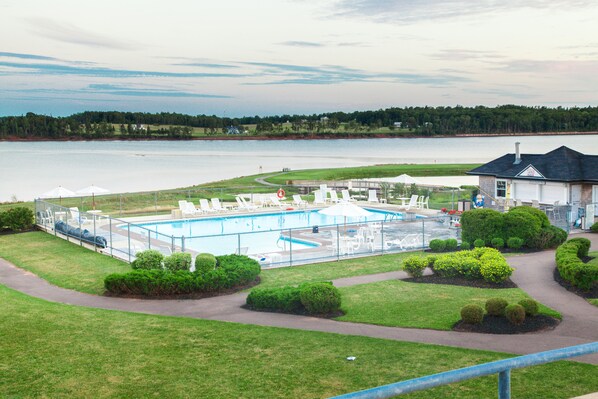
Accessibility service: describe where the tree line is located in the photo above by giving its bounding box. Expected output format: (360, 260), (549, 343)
(1, 105), (598, 139)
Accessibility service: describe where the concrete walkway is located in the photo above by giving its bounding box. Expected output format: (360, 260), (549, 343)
(1, 234), (597, 364)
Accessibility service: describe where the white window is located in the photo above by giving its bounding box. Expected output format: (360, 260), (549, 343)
(496, 180), (507, 198)
(513, 182), (539, 202)
(541, 183), (567, 204)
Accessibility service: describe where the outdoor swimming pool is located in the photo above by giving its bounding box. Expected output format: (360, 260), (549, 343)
(127, 208), (408, 255)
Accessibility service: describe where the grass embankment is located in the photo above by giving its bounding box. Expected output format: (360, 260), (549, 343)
(336, 280), (560, 330)
(1, 163), (478, 215)
(0, 232), (129, 294)
(1, 285), (597, 398)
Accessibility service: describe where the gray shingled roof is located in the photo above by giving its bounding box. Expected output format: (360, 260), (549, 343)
(467, 146), (598, 182)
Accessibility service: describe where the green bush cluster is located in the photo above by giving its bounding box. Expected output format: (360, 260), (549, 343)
(1, 207), (34, 232)
(490, 237), (505, 249)
(163, 253), (192, 271)
(461, 206), (567, 250)
(555, 238), (596, 290)
(473, 239), (485, 248)
(591, 222), (598, 233)
(429, 238), (460, 252)
(430, 248), (513, 283)
(506, 237), (524, 250)
(460, 240), (471, 250)
(403, 256), (428, 277)
(518, 298), (539, 316)
(131, 250), (164, 270)
(485, 298), (509, 316)
(246, 282), (341, 316)
(460, 304), (484, 324)
(195, 253), (217, 274)
(505, 304), (526, 325)
(104, 254), (260, 296)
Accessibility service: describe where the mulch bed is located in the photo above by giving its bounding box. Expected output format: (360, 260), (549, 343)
(103, 277), (261, 300)
(553, 266), (598, 299)
(454, 314), (560, 334)
(402, 274), (518, 289)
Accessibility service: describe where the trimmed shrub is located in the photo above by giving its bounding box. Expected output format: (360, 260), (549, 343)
(105, 255), (260, 296)
(131, 250), (164, 270)
(591, 222), (598, 233)
(460, 208), (504, 245)
(505, 304), (526, 325)
(429, 239), (446, 252)
(555, 238), (597, 290)
(425, 255), (437, 268)
(567, 237), (591, 258)
(507, 237), (524, 250)
(528, 225), (568, 249)
(246, 286), (303, 313)
(460, 240), (471, 250)
(473, 239), (485, 248)
(490, 237), (505, 249)
(195, 253), (217, 274)
(0, 207), (34, 232)
(479, 249), (513, 283)
(461, 304), (484, 325)
(299, 282), (341, 315)
(403, 256), (428, 278)
(164, 253), (192, 271)
(518, 299), (539, 316)
(485, 298), (509, 316)
(445, 238), (458, 251)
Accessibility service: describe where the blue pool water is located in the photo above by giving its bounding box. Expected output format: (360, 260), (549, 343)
(128, 208), (405, 255)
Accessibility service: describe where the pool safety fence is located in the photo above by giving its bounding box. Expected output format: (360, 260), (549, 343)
(35, 199), (460, 267)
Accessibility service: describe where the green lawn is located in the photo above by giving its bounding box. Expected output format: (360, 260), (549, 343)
(1, 285), (596, 399)
(258, 251), (418, 289)
(0, 232), (130, 294)
(336, 280), (561, 330)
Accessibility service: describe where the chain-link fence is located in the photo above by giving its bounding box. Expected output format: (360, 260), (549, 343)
(35, 199), (460, 267)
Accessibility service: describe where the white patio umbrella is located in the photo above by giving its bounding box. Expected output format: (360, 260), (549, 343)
(393, 174), (420, 185)
(319, 202), (372, 232)
(39, 186), (76, 204)
(76, 185), (110, 210)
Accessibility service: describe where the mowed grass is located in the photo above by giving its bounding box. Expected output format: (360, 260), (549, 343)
(0, 232), (130, 294)
(258, 251), (418, 289)
(1, 285), (597, 399)
(336, 280), (561, 330)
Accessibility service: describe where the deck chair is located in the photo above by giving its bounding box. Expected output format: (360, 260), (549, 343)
(236, 196), (258, 211)
(367, 189), (379, 203)
(329, 190), (341, 203)
(313, 190), (326, 205)
(211, 198), (230, 212)
(341, 190), (356, 202)
(416, 196), (428, 209)
(292, 194), (307, 207)
(405, 194), (419, 210)
(184, 202), (203, 216)
(68, 207), (88, 225)
(269, 196), (287, 209)
(199, 198), (217, 213)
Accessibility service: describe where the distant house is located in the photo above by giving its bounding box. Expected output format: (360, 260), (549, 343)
(393, 122), (402, 128)
(467, 143), (598, 226)
(320, 116), (329, 123)
(133, 124), (146, 131)
(226, 126), (241, 135)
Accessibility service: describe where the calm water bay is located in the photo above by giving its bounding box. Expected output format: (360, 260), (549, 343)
(1, 135), (597, 202)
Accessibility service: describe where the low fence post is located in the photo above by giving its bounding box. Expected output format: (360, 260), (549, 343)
(127, 223), (131, 263)
(181, 235), (185, 253)
(498, 370), (511, 399)
(109, 217), (113, 257)
(289, 228), (293, 266)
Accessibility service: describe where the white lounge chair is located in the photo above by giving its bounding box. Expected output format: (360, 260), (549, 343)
(68, 207), (88, 225)
(292, 194), (307, 207)
(367, 189), (379, 203)
(420, 196), (429, 209)
(199, 198), (217, 213)
(269, 196), (287, 209)
(184, 201), (203, 216)
(405, 194), (419, 210)
(211, 198), (230, 212)
(329, 191), (341, 203)
(236, 196), (258, 211)
(341, 190), (356, 202)
(313, 190), (326, 205)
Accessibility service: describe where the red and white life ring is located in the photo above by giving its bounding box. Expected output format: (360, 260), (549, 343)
(277, 188), (285, 199)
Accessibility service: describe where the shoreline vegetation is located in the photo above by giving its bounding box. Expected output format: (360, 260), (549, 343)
(3, 106), (598, 141)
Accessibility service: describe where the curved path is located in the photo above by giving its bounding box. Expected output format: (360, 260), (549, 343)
(1, 234), (597, 364)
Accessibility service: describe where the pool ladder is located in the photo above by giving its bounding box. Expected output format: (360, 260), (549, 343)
(277, 235), (288, 251)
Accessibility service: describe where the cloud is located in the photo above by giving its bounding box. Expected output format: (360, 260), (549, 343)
(432, 49), (505, 62)
(494, 59), (598, 75)
(86, 84), (231, 98)
(278, 41), (325, 47)
(172, 62), (240, 69)
(27, 18), (134, 50)
(332, 0), (596, 23)
(0, 52), (60, 61)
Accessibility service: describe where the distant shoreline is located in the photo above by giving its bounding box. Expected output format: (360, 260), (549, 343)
(1, 131), (597, 142)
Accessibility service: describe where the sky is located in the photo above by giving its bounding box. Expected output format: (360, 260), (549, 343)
(1, 0), (598, 117)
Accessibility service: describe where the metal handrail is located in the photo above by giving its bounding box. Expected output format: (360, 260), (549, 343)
(330, 342), (598, 399)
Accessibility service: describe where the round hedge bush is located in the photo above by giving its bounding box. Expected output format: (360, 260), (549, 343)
(403, 256), (428, 277)
(591, 222), (598, 233)
(485, 297), (509, 316)
(460, 240), (471, 250)
(131, 249), (164, 270)
(195, 253), (217, 274)
(473, 239), (485, 248)
(429, 239), (446, 252)
(505, 304), (526, 325)
(507, 237), (524, 250)
(445, 238), (458, 251)
(518, 299), (539, 316)
(461, 304), (484, 325)
(164, 253), (192, 271)
(299, 282), (341, 315)
(491, 237), (505, 249)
